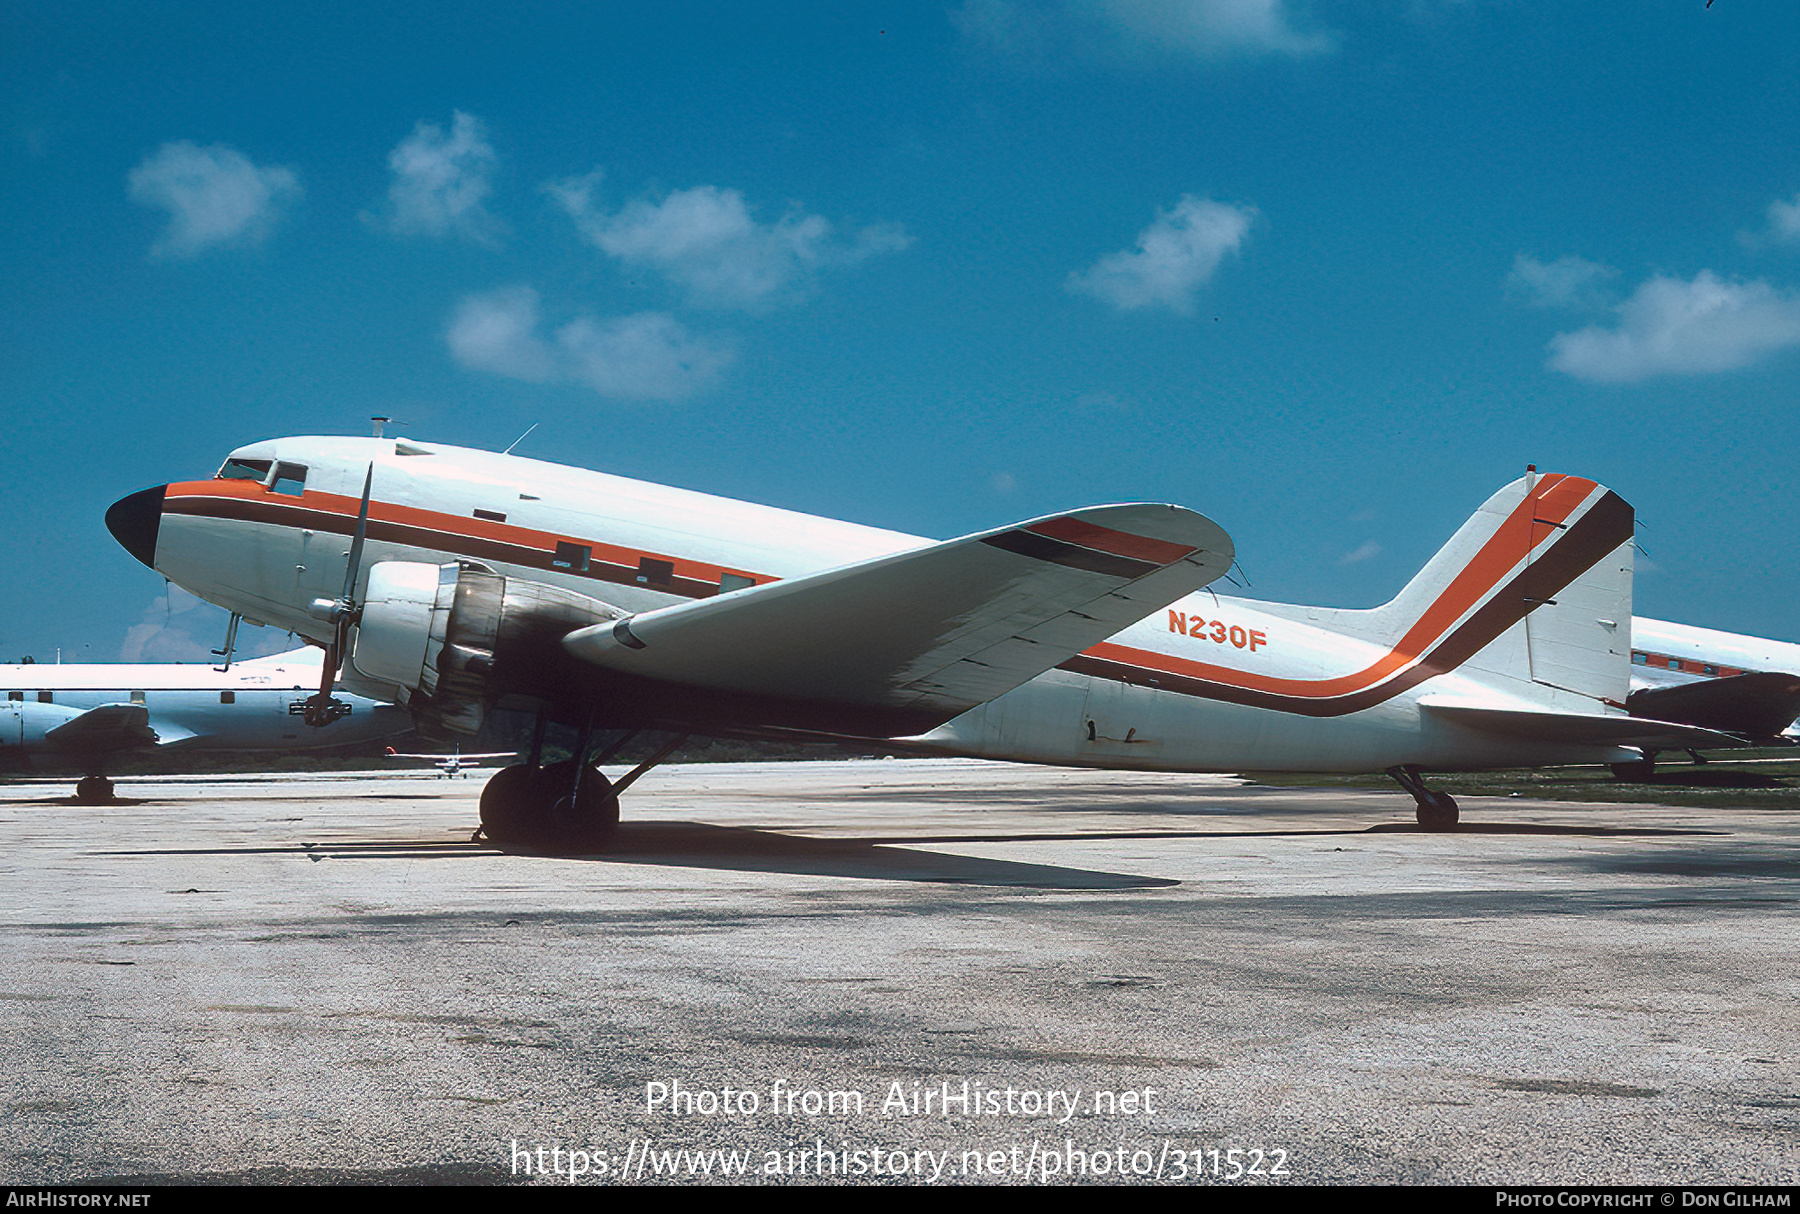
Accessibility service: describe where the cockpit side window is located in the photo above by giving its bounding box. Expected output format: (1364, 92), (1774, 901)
(271, 463), (308, 497)
(217, 458), (273, 482)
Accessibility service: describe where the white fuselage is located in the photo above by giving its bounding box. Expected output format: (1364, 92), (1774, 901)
(127, 437), (1642, 775)
(1630, 617), (1800, 687)
(1627, 617), (1800, 738)
(0, 651), (409, 760)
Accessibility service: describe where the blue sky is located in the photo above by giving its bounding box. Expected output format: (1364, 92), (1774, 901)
(5, 1), (1799, 664)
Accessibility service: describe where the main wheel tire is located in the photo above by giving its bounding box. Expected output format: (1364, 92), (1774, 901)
(1415, 790), (1459, 831)
(479, 765), (548, 845)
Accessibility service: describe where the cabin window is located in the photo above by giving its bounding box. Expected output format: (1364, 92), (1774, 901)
(637, 557), (675, 589)
(37, 691), (52, 703)
(720, 573), (755, 593)
(271, 463), (307, 496)
(6, 691), (21, 701)
(1703, 665), (1718, 676)
(1668, 659), (1683, 671)
(1631, 652), (1648, 665)
(130, 691), (146, 704)
(219, 691), (235, 704)
(473, 508), (507, 523)
(553, 542), (591, 572)
(217, 458), (272, 482)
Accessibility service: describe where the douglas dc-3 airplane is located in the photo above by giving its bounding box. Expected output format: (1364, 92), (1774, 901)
(103, 436), (1737, 847)
(0, 649), (409, 800)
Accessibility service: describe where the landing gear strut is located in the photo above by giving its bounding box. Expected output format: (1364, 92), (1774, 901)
(1387, 765), (1459, 830)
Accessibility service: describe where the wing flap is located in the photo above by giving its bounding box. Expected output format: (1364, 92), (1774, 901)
(563, 503), (1232, 720)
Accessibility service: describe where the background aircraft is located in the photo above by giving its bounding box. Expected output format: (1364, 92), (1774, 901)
(384, 745), (516, 778)
(104, 436), (1730, 844)
(0, 649), (410, 800)
(1609, 617), (1800, 777)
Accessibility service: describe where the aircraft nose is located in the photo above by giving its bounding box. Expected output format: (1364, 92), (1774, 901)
(105, 485), (166, 570)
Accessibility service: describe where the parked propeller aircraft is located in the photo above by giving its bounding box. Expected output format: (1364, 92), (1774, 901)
(1609, 617), (1800, 778)
(103, 436), (1734, 846)
(0, 649), (411, 800)
(385, 744), (516, 778)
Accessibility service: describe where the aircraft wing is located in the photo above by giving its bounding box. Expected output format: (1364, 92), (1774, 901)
(384, 752), (516, 760)
(1420, 700), (1741, 750)
(42, 704), (160, 752)
(1626, 672), (1800, 741)
(562, 503), (1232, 723)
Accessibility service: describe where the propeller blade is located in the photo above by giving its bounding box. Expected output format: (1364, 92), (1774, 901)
(340, 461), (374, 606)
(307, 463), (374, 728)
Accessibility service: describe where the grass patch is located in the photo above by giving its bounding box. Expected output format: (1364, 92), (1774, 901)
(1248, 754), (1800, 809)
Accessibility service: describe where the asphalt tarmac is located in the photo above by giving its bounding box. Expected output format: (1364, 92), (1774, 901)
(1, 758), (1795, 1186)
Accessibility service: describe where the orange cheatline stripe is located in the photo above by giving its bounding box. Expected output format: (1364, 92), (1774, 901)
(1024, 517), (1198, 565)
(165, 480), (769, 587)
(1080, 473), (1598, 700)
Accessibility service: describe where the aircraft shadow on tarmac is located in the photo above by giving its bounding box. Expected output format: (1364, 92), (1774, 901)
(98, 823), (1181, 889)
(95, 815), (1716, 891)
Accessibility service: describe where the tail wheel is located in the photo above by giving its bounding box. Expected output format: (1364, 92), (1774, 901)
(1416, 790), (1459, 831)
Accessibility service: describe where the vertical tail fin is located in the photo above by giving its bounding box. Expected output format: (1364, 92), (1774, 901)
(1267, 472), (1636, 711)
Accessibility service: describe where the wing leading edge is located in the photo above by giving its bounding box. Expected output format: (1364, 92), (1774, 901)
(562, 503), (1233, 725)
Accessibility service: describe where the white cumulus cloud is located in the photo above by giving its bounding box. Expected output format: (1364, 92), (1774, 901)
(447, 286), (732, 401)
(550, 173), (910, 309)
(377, 111), (503, 244)
(955, 0), (1332, 63)
(1742, 191), (1800, 249)
(1768, 194), (1800, 245)
(1099, 0), (1332, 59)
(1547, 271), (1800, 383)
(1067, 195), (1254, 314)
(1507, 254), (1618, 309)
(127, 141), (300, 258)
(119, 586), (292, 663)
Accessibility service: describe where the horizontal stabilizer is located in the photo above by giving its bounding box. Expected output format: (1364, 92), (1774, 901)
(563, 503), (1233, 724)
(42, 704), (159, 752)
(1422, 699), (1739, 750)
(1627, 673), (1800, 741)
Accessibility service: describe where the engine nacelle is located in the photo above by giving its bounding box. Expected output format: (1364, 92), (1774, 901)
(350, 561), (628, 738)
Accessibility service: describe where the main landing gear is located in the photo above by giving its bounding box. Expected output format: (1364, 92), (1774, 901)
(479, 761), (619, 851)
(1386, 765), (1459, 831)
(476, 721), (687, 854)
(73, 775), (116, 804)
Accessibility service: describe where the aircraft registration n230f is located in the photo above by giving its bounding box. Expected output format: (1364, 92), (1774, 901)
(104, 437), (1728, 846)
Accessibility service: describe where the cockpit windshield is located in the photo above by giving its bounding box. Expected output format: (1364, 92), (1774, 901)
(217, 458), (273, 481)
